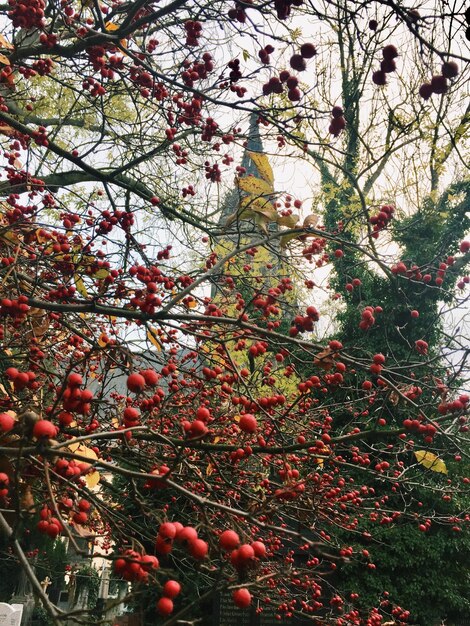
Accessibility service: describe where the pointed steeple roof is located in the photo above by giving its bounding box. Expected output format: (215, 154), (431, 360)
(217, 111), (274, 231)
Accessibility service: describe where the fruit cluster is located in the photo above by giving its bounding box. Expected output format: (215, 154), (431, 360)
(329, 106), (346, 137)
(5, 366), (36, 392)
(184, 20), (202, 47)
(8, 0), (45, 29)
(369, 204), (394, 237)
(155, 522), (209, 560)
(372, 45), (398, 85)
(419, 62), (459, 100)
(114, 549), (159, 583)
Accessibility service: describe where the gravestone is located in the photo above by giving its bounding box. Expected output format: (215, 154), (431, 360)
(0, 603), (24, 626)
(213, 592), (256, 626)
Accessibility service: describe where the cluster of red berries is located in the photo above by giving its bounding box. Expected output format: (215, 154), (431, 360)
(156, 580), (182, 616)
(369, 204), (394, 236)
(8, 0), (45, 29)
(227, 0), (252, 24)
(32, 126), (49, 147)
(37, 507), (64, 539)
(369, 353), (386, 375)
(114, 549), (159, 583)
(419, 62), (459, 100)
(258, 44), (275, 65)
(5, 366), (36, 392)
(181, 53), (214, 87)
(1, 295), (30, 321)
(262, 71), (300, 101)
(414, 339), (428, 355)
(274, 0), (303, 21)
(155, 522), (209, 560)
(0, 472), (9, 498)
(60, 372), (93, 416)
(438, 395), (469, 416)
(372, 45), (398, 85)
(126, 369), (159, 393)
(289, 306), (320, 336)
(359, 306), (380, 331)
(329, 106), (346, 137)
(184, 20), (202, 47)
(143, 464), (170, 489)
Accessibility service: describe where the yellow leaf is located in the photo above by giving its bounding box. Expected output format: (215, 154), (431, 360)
(247, 151), (274, 185)
(0, 34), (14, 50)
(206, 463), (214, 477)
(105, 21), (120, 31)
(75, 275), (88, 297)
(85, 470), (100, 488)
(0, 124), (14, 136)
(237, 175), (273, 196)
(0, 53), (10, 65)
(147, 327), (162, 351)
(277, 214), (299, 228)
(414, 450), (447, 474)
(69, 443), (98, 461)
(93, 268), (109, 279)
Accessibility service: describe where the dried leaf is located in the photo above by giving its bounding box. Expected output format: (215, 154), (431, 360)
(303, 214), (319, 228)
(314, 348), (335, 371)
(0, 34), (14, 50)
(0, 53), (10, 65)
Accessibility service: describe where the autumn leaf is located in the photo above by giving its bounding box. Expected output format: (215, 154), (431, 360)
(75, 275), (88, 297)
(247, 151), (274, 185)
(277, 214), (299, 228)
(147, 327), (163, 351)
(0, 34), (14, 50)
(0, 53), (10, 65)
(314, 348), (335, 370)
(414, 450), (447, 474)
(237, 175), (273, 197)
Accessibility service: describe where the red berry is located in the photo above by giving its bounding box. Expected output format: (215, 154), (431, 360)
(33, 420), (57, 439)
(219, 529), (240, 551)
(251, 541), (266, 558)
(382, 45), (398, 61)
(156, 597), (174, 616)
(289, 54), (306, 71)
(189, 538), (208, 559)
(431, 75), (448, 94)
(196, 406), (211, 421)
(419, 83), (433, 100)
(232, 588), (252, 608)
(300, 43), (316, 59)
(163, 580), (181, 599)
(68, 372), (83, 387)
(442, 61), (459, 79)
(0, 412), (15, 433)
(159, 522), (177, 539)
(127, 373), (146, 393)
(239, 413), (257, 433)
(140, 369), (159, 386)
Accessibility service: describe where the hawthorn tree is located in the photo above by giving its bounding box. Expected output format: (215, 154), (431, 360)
(0, 1), (469, 626)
